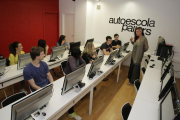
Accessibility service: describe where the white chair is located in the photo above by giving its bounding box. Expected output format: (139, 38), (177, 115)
(121, 102), (132, 120)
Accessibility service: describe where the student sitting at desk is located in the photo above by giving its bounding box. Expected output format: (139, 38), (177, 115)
(57, 35), (70, 50)
(82, 42), (97, 64)
(38, 39), (60, 77)
(112, 33), (122, 50)
(98, 36), (113, 56)
(23, 46), (54, 92)
(9, 41), (27, 93)
(64, 47), (86, 120)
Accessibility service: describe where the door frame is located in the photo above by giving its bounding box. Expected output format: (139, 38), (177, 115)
(62, 13), (75, 41)
(43, 11), (59, 41)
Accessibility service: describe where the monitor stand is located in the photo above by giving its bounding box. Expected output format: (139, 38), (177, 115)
(31, 109), (46, 120)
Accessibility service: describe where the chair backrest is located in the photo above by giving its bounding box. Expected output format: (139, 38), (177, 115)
(96, 48), (100, 54)
(121, 102), (132, 120)
(141, 67), (146, 74)
(1, 92), (26, 107)
(134, 79), (141, 93)
(61, 60), (67, 75)
(145, 59), (149, 64)
(6, 58), (10, 66)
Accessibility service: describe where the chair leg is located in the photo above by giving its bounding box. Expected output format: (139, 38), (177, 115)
(3, 89), (7, 98)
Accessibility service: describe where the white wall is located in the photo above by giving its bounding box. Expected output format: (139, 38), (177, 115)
(85, 0), (180, 78)
(74, 0), (87, 45)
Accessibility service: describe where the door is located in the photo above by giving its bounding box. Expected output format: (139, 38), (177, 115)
(62, 14), (74, 43)
(44, 12), (59, 55)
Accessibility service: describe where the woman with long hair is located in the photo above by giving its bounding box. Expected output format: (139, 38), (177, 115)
(57, 35), (69, 50)
(38, 39), (60, 77)
(64, 47), (85, 119)
(9, 42), (24, 65)
(127, 27), (149, 85)
(82, 42), (97, 64)
(9, 41), (27, 93)
(38, 39), (49, 56)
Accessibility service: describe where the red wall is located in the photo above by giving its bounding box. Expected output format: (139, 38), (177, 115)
(0, 0), (59, 58)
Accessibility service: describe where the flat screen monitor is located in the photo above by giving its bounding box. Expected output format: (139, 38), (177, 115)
(69, 41), (81, 54)
(159, 87), (175, 120)
(11, 83), (53, 120)
(17, 53), (31, 70)
(104, 50), (117, 65)
(50, 45), (66, 60)
(87, 56), (104, 77)
(123, 42), (129, 51)
(116, 46), (124, 58)
(0, 59), (6, 76)
(161, 62), (172, 81)
(61, 66), (85, 95)
(159, 76), (174, 101)
(84, 38), (94, 48)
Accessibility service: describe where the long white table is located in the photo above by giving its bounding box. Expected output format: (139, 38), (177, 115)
(0, 43), (101, 89)
(0, 50), (132, 119)
(128, 55), (175, 120)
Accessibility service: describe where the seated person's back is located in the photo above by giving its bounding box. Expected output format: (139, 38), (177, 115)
(64, 48), (86, 74)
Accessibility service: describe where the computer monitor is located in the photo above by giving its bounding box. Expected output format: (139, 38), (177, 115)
(50, 45), (66, 61)
(161, 62), (172, 81)
(0, 59), (6, 76)
(84, 38), (94, 48)
(104, 50), (117, 65)
(61, 66), (85, 95)
(69, 41), (81, 54)
(123, 42), (129, 52)
(116, 46), (124, 58)
(11, 83), (53, 120)
(87, 56), (104, 77)
(159, 76), (174, 101)
(159, 87), (175, 120)
(17, 53), (32, 70)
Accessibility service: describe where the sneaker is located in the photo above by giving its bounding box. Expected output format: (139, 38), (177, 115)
(68, 112), (82, 120)
(20, 89), (28, 94)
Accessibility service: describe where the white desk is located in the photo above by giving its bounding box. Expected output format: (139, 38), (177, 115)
(0, 50), (132, 120)
(128, 55), (175, 120)
(0, 43), (102, 89)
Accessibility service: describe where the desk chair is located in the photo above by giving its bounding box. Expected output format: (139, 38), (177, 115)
(147, 55), (151, 60)
(145, 59), (149, 68)
(141, 67), (146, 77)
(61, 60), (67, 75)
(121, 102), (132, 120)
(1, 92), (26, 108)
(96, 48), (100, 55)
(134, 79), (141, 93)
